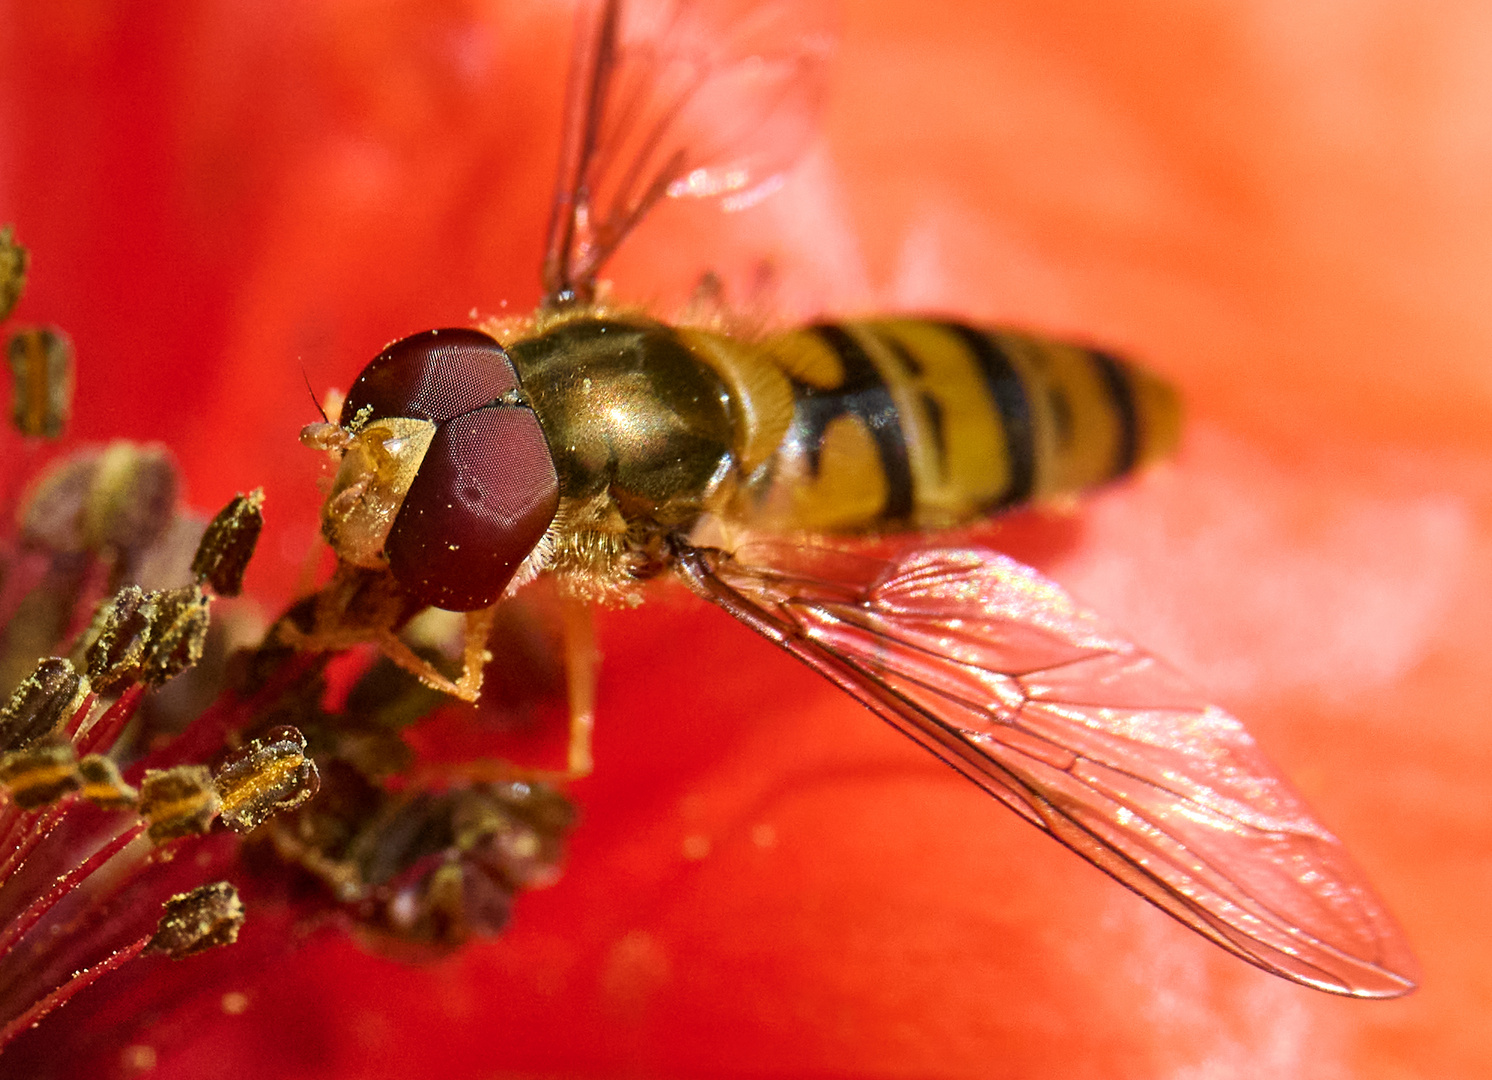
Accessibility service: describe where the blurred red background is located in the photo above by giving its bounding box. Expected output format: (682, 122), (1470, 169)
(1, 0), (1489, 1076)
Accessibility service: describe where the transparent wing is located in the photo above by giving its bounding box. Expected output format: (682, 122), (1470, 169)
(672, 539), (1418, 997)
(542, 0), (835, 305)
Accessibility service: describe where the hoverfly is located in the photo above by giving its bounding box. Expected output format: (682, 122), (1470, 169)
(285, 0), (1417, 997)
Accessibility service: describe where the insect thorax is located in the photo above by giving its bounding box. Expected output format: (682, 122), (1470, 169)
(506, 316), (738, 598)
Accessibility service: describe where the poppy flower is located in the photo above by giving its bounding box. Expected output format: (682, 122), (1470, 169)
(0, 0), (1487, 1077)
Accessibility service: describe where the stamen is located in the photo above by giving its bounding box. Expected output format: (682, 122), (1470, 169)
(190, 490), (264, 597)
(146, 882), (245, 958)
(0, 658), (86, 753)
(213, 726), (319, 833)
(0, 461), (305, 1055)
(0, 422), (577, 1066)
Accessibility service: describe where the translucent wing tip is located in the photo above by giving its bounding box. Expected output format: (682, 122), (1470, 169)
(1287, 959), (1417, 999)
(679, 540), (1423, 1000)
(1266, 925), (1420, 999)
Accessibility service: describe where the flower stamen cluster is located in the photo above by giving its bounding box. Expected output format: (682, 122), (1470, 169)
(0, 473), (313, 1049)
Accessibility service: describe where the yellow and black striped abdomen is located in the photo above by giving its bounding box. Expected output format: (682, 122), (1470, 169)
(691, 318), (1180, 534)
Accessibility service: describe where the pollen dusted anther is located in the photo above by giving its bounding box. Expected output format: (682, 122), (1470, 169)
(0, 737), (82, 809)
(0, 658), (86, 754)
(213, 726), (320, 833)
(138, 765), (220, 843)
(84, 584), (212, 693)
(191, 488), (265, 597)
(147, 882), (245, 959)
(0, 319), (348, 1058)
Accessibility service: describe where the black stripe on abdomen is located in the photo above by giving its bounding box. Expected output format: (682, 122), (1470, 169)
(1090, 350), (1138, 478)
(870, 328), (949, 472)
(800, 324), (915, 521)
(936, 322), (1036, 508)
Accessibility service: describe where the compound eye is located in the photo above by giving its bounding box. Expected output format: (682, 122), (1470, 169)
(385, 405), (559, 611)
(342, 328), (521, 425)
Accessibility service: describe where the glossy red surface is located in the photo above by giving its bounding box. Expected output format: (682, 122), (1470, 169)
(342, 328), (521, 426)
(388, 402), (559, 611)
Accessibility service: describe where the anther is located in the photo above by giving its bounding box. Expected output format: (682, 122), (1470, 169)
(6, 327), (74, 439)
(76, 755), (138, 810)
(84, 586), (151, 693)
(137, 586), (211, 685)
(85, 585), (212, 693)
(191, 490), (265, 597)
(213, 725), (320, 833)
(0, 225), (27, 322)
(146, 882), (244, 958)
(0, 658), (86, 753)
(0, 737), (80, 809)
(137, 765), (220, 843)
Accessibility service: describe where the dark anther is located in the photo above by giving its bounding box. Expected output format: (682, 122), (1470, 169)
(138, 586), (211, 685)
(137, 765), (220, 843)
(192, 489), (265, 597)
(0, 225), (27, 322)
(146, 882), (244, 958)
(85, 585), (213, 693)
(76, 754), (138, 810)
(213, 724), (320, 833)
(457, 780), (577, 891)
(0, 657), (85, 753)
(21, 443), (179, 560)
(84, 586), (151, 692)
(0, 737), (81, 809)
(346, 781), (575, 949)
(17, 451), (96, 554)
(87, 443), (179, 558)
(6, 326), (74, 439)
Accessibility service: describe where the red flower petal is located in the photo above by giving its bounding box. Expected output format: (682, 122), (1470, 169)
(2, 0), (1486, 1077)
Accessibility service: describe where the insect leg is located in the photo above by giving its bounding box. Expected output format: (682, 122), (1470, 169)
(560, 596), (597, 779)
(368, 606), (495, 704)
(421, 600), (594, 785)
(367, 630), (472, 700)
(454, 606), (498, 702)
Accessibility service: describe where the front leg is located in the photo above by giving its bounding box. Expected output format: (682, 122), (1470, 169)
(269, 564), (493, 703)
(371, 604), (495, 704)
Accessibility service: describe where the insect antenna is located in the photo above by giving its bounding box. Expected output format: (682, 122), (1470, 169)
(301, 366), (330, 424)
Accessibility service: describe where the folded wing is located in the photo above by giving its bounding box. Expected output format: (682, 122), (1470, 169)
(674, 539), (1417, 997)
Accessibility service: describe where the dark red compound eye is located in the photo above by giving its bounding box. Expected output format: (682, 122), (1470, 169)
(343, 329), (559, 611)
(343, 328), (523, 426)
